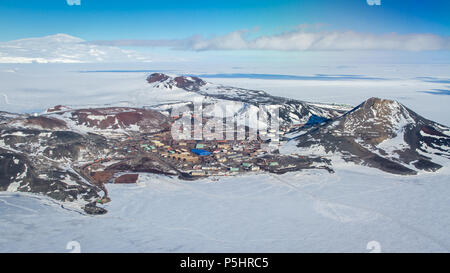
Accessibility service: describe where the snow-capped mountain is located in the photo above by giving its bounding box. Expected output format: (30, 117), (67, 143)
(282, 97), (450, 174)
(141, 73), (352, 128)
(0, 34), (151, 63)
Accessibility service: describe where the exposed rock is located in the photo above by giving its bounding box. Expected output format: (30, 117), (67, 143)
(146, 73), (170, 83)
(106, 157), (177, 176)
(98, 197), (111, 204)
(46, 105), (71, 113)
(91, 171), (113, 184)
(146, 73), (206, 91)
(0, 111), (21, 124)
(173, 76), (206, 91)
(0, 148), (101, 202)
(0, 106), (175, 214)
(48, 107), (171, 134)
(0, 151), (28, 191)
(114, 173), (139, 184)
(84, 202), (108, 215)
(8, 115), (68, 130)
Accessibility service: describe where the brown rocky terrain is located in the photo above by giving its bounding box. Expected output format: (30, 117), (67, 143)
(147, 73), (206, 91)
(146, 72), (170, 84)
(0, 104), (180, 214)
(114, 173), (139, 184)
(23, 116), (68, 130)
(52, 107), (171, 133)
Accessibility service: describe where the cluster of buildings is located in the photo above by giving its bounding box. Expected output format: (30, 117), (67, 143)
(78, 121), (319, 185)
(113, 128), (288, 178)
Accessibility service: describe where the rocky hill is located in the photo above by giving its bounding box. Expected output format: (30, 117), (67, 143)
(282, 97), (450, 175)
(6, 107), (171, 136)
(143, 73), (352, 127)
(0, 107), (171, 214)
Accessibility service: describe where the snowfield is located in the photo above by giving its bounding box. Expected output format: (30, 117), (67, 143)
(0, 62), (449, 252)
(1, 166), (449, 253)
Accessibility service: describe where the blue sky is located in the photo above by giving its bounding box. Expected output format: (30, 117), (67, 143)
(0, 0), (448, 66)
(0, 0), (448, 42)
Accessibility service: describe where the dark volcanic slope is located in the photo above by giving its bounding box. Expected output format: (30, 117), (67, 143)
(0, 127), (109, 203)
(40, 106), (171, 135)
(147, 73), (206, 91)
(0, 106), (172, 214)
(292, 97), (450, 175)
(0, 111), (21, 124)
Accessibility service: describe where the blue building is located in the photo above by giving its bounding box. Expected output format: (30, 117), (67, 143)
(191, 149), (211, 156)
(305, 115), (330, 126)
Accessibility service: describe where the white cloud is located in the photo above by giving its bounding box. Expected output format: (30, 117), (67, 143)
(90, 29), (450, 52)
(66, 0), (81, 6)
(180, 30), (450, 52)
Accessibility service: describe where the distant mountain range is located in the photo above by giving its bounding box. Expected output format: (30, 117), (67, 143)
(0, 34), (151, 63)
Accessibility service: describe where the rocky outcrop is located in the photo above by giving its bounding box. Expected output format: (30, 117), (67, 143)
(48, 107), (171, 134)
(173, 76), (206, 91)
(0, 105), (177, 214)
(114, 173), (139, 184)
(0, 148), (101, 203)
(0, 126), (111, 213)
(23, 116), (68, 130)
(46, 105), (71, 113)
(147, 73), (170, 84)
(147, 73), (206, 91)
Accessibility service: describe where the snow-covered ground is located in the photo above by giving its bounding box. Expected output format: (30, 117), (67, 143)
(0, 62), (449, 252)
(1, 166), (449, 253)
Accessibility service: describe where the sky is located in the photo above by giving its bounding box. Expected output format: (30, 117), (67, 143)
(0, 0), (449, 65)
(1, 0), (449, 40)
